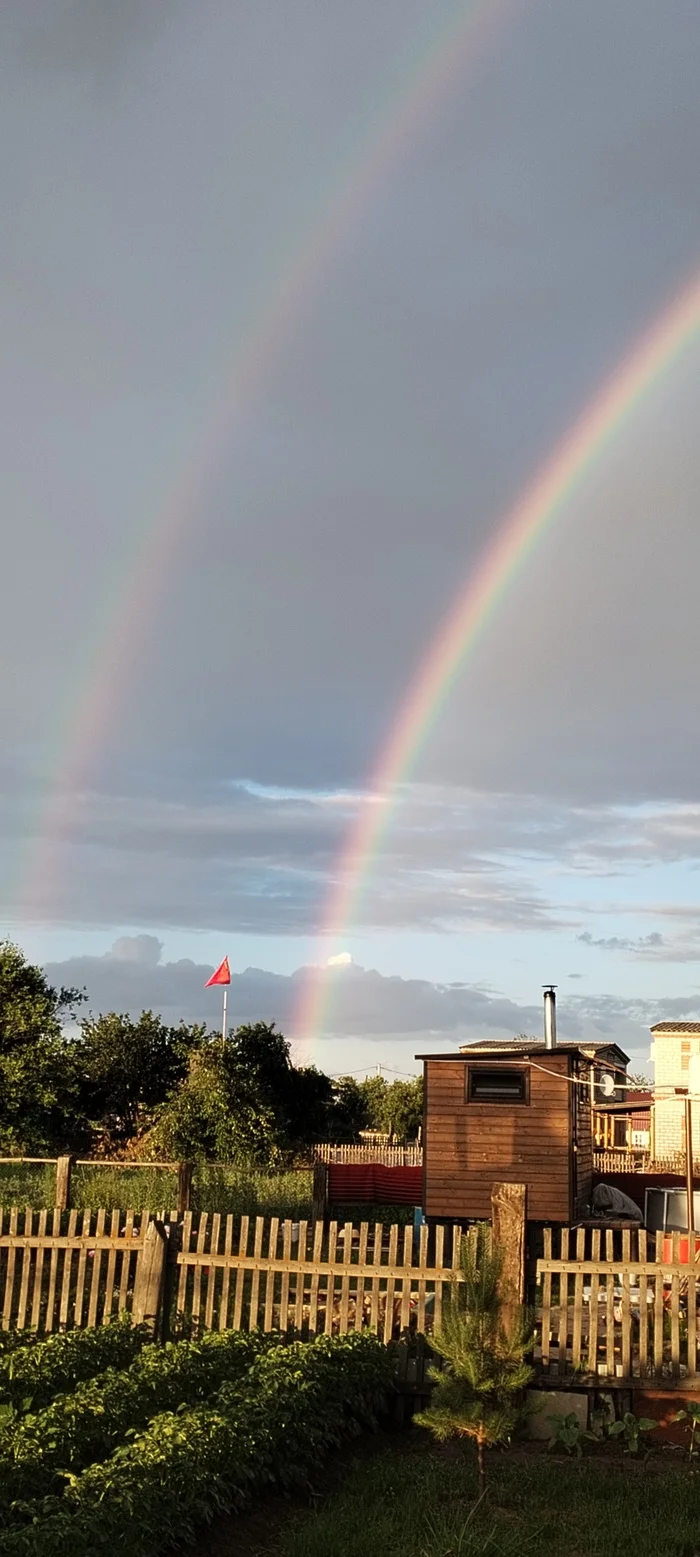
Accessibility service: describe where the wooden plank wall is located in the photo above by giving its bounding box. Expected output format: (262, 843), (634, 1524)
(573, 1067), (593, 1216)
(424, 1058), (572, 1222)
(536, 1225), (700, 1382)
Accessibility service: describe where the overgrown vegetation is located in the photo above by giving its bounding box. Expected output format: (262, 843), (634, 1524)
(0, 1330), (281, 1513)
(0, 1318), (146, 1414)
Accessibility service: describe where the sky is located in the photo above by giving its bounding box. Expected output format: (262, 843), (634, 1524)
(2, 0), (700, 1079)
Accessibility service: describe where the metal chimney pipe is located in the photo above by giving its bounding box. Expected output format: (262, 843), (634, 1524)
(543, 987), (557, 1050)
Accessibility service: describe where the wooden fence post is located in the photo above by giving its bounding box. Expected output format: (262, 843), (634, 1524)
(312, 1161), (327, 1222)
(177, 1160), (193, 1217)
(133, 1219), (168, 1337)
(491, 1182), (526, 1333)
(55, 1155), (73, 1211)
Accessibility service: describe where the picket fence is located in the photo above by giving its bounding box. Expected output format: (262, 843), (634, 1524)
(314, 1144), (422, 1166)
(592, 1148), (700, 1176)
(536, 1225), (700, 1384)
(3, 1208), (700, 1387)
(0, 1207), (461, 1343)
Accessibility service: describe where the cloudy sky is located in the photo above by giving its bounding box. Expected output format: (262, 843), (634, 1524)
(2, 1), (700, 1077)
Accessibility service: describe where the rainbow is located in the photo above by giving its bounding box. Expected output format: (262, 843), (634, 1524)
(294, 264), (700, 1045)
(17, 0), (505, 925)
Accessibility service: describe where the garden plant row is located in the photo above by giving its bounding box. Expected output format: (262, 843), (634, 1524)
(0, 1325), (392, 1556)
(0, 1327), (283, 1513)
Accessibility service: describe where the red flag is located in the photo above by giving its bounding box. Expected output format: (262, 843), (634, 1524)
(205, 956), (230, 988)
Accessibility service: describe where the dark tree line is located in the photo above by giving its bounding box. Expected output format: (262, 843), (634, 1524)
(0, 942), (422, 1164)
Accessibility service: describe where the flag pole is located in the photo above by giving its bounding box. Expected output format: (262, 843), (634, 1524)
(222, 986), (228, 1042)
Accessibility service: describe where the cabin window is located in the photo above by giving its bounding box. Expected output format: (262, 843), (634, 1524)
(466, 1066), (529, 1104)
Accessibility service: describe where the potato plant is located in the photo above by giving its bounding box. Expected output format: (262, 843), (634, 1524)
(0, 1329), (280, 1514)
(0, 1333), (392, 1557)
(0, 1320), (147, 1414)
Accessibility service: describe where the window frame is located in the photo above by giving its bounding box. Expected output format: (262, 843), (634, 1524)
(465, 1063), (530, 1106)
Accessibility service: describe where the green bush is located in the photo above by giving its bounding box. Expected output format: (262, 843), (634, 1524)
(0, 1333), (392, 1555)
(0, 1330), (280, 1514)
(0, 1319), (146, 1413)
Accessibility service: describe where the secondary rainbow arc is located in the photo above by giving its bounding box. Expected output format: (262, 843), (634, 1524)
(15, 0), (504, 926)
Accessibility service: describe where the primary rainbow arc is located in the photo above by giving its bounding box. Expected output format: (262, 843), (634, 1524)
(294, 265), (700, 1046)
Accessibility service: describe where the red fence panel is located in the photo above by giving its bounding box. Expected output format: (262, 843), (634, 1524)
(327, 1164), (423, 1205)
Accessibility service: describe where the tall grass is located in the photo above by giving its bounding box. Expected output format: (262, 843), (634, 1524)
(271, 1433), (700, 1557)
(0, 1162), (57, 1209)
(192, 1165), (313, 1219)
(0, 1160), (409, 1224)
(71, 1164), (178, 1212)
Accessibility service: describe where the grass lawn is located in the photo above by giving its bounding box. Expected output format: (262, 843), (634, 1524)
(196, 1428), (700, 1557)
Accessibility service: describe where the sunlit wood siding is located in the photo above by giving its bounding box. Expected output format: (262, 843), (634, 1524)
(423, 1053), (573, 1222)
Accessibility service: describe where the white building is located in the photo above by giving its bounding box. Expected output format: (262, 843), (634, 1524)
(650, 1021), (700, 1155)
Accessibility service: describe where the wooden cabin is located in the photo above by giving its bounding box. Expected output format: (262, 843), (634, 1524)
(418, 1037), (629, 1224)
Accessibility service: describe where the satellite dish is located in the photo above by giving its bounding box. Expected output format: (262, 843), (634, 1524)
(599, 1072), (616, 1099)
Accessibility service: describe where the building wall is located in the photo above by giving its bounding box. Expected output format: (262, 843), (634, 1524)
(423, 1054), (573, 1222)
(573, 1071), (593, 1217)
(652, 1033), (700, 1154)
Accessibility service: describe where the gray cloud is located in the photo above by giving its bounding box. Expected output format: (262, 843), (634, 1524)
(8, 778), (700, 942)
(45, 937), (545, 1038)
(41, 937), (693, 1074)
(577, 932), (665, 955)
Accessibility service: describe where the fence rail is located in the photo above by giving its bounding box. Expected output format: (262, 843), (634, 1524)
(0, 1207), (160, 1333)
(174, 1211), (458, 1340)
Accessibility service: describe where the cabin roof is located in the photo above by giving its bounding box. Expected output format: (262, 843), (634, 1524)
(415, 1038), (629, 1063)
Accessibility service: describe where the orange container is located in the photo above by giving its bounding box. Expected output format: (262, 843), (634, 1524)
(662, 1234), (700, 1263)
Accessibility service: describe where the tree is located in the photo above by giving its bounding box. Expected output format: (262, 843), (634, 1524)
(0, 940), (86, 1153)
(357, 1074), (423, 1139)
(627, 1072), (651, 1091)
(73, 1011), (206, 1153)
(357, 1074), (387, 1129)
(415, 1227), (534, 1495)
(326, 1076), (368, 1141)
(0, 939), (82, 1051)
(144, 1023), (304, 1167)
(383, 1078), (422, 1140)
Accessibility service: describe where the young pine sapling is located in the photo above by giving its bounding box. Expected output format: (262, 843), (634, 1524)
(415, 1225), (534, 1495)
